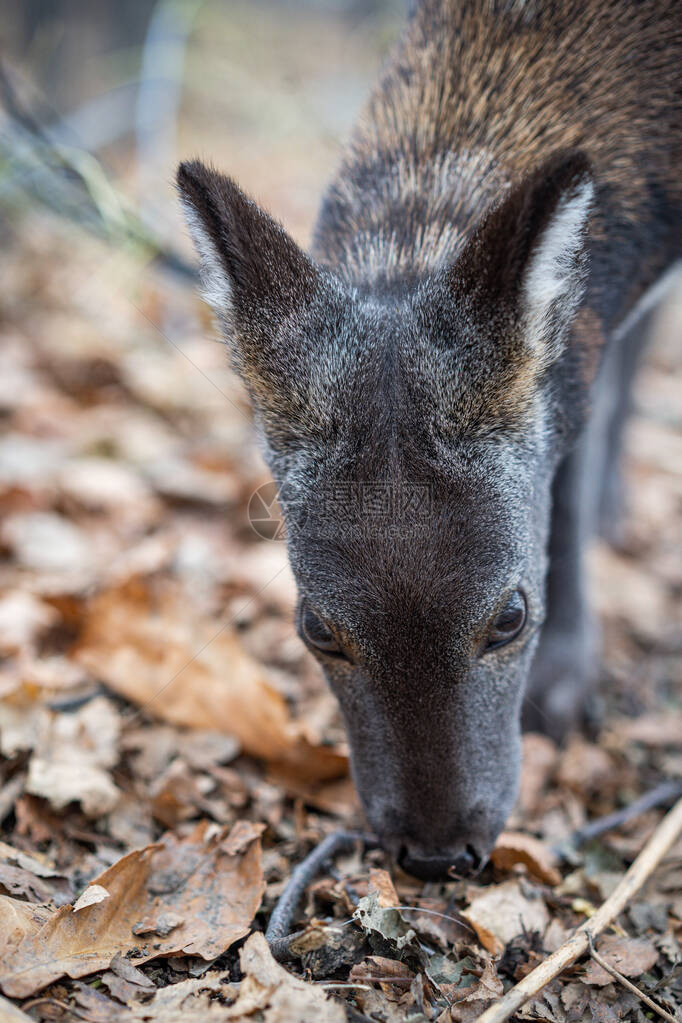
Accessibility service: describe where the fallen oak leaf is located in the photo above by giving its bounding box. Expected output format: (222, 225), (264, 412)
(461, 880), (549, 955)
(0, 818), (265, 998)
(0, 896), (52, 959)
(581, 935), (659, 986)
(491, 832), (562, 886)
(368, 867), (400, 908)
(75, 580), (347, 783)
(73, 884), (110, 911)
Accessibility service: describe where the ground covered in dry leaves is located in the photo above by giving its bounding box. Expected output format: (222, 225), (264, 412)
(2, 4), (682, 1020)
(0, 218), (680, 1023)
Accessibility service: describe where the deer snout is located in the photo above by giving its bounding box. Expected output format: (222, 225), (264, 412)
(379, 832), (491, 881)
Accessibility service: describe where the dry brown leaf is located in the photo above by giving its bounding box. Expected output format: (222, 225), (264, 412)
(267, 774), (359, 818)
(0, 590), (59, 654)
(582, 934), (660, 986)
(350, 955), (413, 998)
(2, 511), (94, 576)
(125, 972), (234, 1022)
(491, 832), (562, 886)
(448, 959), (504, 1022)
(73, 884), (110, 911)
(76, 580), (347, 783)
(0, 818), (264, 998)
(224, 931), (345, 1022)
(556, 738), (616, 795)
(0, 896), (52, 960)
(0, 994), (35, 1023)
(461, 880), (550, 954)
(609, 713), (682, 748)
(0, 845), (71, 904)
(25, 696), (121, 817)
(0, 677), (52, 757)
(368, 867), (400, 908)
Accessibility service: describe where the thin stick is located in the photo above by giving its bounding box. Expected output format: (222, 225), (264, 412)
(555, 778), (682, 858)
(266, 830), (376, 961)
(586, 934), (678, 1023)
(474, 795), (682, 1023)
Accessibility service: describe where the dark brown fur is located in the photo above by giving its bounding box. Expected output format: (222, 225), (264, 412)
(317, 0), (681, 330)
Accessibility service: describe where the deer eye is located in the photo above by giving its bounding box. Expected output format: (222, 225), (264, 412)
(299, 600), (345, 657)
(484, 590), (527, 651)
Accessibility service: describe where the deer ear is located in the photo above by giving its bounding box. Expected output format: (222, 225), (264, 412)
(177, 161), (326, 432)
(177, 159), (319, 349)
(453, 150), (595, 363)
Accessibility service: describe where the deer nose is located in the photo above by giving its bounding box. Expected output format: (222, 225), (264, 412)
(397, 842), (482, 881)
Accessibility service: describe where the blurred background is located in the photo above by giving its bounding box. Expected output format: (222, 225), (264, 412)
(0, 0), (680, 862)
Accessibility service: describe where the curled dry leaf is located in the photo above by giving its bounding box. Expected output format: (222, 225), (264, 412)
(0, 818), (265, 998)
(76, 580), (347, 783)
(368, 867), (400, 908)
(224, 931), (345, 1022)
(25, 696), (121, 817)
(73, 884), (110, 911)
(461, 880), (550, 955)
(350, 955), (414, 993)
(125, 972), (234, 1022)
(491, 832), (562, 886)
(353, 891), (421, 957)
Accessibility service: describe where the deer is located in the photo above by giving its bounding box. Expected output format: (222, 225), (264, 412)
(178, 0), (682, 880)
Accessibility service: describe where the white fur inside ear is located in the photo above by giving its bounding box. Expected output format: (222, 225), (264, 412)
(522, 178), (594, 358)
(181, 199), (233, 317)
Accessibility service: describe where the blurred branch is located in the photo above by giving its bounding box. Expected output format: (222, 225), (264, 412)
(554, 777), (682, 862)
(136, 0), (204, 238)
(0, 57), (197, 282)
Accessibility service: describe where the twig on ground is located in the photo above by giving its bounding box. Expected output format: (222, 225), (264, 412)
(586, 933), (678, 1023)
(266, 830), (377, 961)
(473, 795), (682, 1023)
(555, 778), (682, 859)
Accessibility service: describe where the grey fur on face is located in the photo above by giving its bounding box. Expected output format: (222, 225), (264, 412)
(177, 0), (681, 878)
